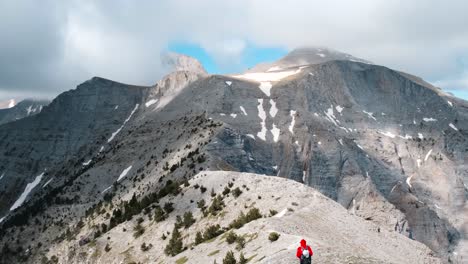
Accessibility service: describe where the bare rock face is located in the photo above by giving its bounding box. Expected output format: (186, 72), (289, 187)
(161, 52), (207, 74)
(0, 48), (466, 263)
(0, 77), (149, 213)
(0, 99), (50, 125)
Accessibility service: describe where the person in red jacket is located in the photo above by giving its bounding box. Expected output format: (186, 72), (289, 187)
(296, 239), (313, 264)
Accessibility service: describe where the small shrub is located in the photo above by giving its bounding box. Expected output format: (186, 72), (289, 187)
(197, 199), (206, 209)
(154, 206), (166, 222)
(225, 231), (238, 244)
(164, 202), (174, 214)
(223, 250), (237, 264)
(268, 232), (280, 242)
(141, 242), (152, 251)
(229, 208), (262, 229)
(104, 243), (111, 252)
(133, 223), (145, 238)
(194, 231), (203, 245)
(208, 195), (225, 215)
(235, 236), (246, 250)
(200, 186), (207, 193)
(222, 187), (231, 196)
(175, 215), (183, 229)
(232, 187), (242, 198)
(203, 224), (223, 241)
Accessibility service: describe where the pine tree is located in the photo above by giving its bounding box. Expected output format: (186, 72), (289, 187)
(154, 206), (166, 222)
(183, 212), (196, 228)
(194, 231), (203, 245)
(164, 226), (183, 256)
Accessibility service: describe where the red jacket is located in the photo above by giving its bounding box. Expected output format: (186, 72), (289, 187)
(296, 239), (313, 258)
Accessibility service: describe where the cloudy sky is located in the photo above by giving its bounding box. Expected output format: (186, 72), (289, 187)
(1, 0), (468, 102)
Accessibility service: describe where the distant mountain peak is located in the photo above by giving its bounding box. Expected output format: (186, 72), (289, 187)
(0, 99), (16, 109)
(161, 52), (207, 74)
(8, 99), (15, 108)
(248, 46), (371, 73)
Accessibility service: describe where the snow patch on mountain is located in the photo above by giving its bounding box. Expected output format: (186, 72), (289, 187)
(8, 99), (15, 108)
(417, 158), (422, 168)
(324, 106), (340, 126)
(398, 134), (413, 140)
(269, 99), (278, 117)
(423, 118), (437, 122)
(257, 99), (267, 141)
(271, 123), (280, 142)
(117, 165), (133, 182)
(267, 66), (282, 72)
(145, 99), (158, 107)
(240, 106), (247, 116)
(10, 172), (44, 211)
(363, 110), (377, 120)
(289, 110), (297, 134)
(335, 105), (344, 114)
(275, 208), (288, 218)
(246, 134), (255, 139)
(259, 82), (272, 96)
(225, 81), (232, 86)
(378, 131), (396, 139)
(234, 68), (302, 83)
(449, 123), (458, 131)
(424, 149), (433, 162)
(108, 104), (139, 143)
(407, 175), (414, 188)
(42, 178), (53, 188)
(101, 185), (112, 194)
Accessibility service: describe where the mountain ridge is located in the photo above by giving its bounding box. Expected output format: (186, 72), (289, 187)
(0, 48), (467, 263)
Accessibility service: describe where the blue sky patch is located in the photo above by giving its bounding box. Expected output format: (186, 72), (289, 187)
(168, 42), (287, 74)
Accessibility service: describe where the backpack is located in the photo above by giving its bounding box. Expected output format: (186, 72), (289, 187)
(300, 247), (312, 264)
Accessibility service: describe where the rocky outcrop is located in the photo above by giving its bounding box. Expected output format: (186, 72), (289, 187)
(0, 99), (50, 125)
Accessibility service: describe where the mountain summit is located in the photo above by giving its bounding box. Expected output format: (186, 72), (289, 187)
(248, 47), (370, 73)
(161, 52), (207, 74)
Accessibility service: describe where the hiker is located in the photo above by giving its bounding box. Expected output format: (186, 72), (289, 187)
(296, 239), (313, 264)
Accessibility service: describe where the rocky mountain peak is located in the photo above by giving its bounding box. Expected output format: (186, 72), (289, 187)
(161, 52), (207, 74)
(248, 46), (371, 73)
(0, 99), (50, 125)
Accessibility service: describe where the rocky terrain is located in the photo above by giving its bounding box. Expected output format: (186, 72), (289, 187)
(0, 48), (467, 263)
(0, 99), (49, 125)
(47, 171), (440, 264)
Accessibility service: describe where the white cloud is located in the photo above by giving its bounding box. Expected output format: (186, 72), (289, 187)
(1, 0), (468, 101)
